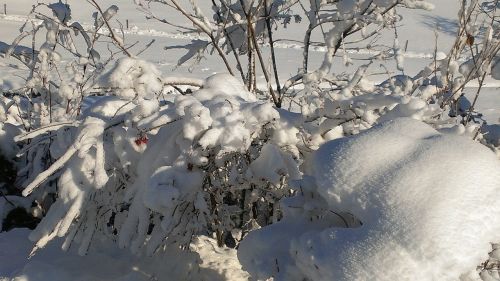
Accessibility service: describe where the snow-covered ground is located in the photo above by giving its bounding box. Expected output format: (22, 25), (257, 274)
(0, 228), (248, 281)
(0, 0), (499, 280)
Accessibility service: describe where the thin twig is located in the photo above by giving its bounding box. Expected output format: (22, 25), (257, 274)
(263, 0), (281, 94)
(88, 0), (132, 57)
(247, 15), (280, 107)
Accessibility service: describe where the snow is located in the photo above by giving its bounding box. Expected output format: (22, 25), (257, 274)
(0, 0), (499, 280)
(484, 124), (500, 147)
(104, 58), (163, 100)
(378, 96), (441, 122)
(247, 143), (300, 185)
(47, 2), (71, 24)
(144, 165), (201, 217)
(239, 118), (500, 281)
(0, 228), (247, 281)
(199, 74), (256, 102)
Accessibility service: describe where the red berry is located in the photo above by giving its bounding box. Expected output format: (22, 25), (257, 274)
(134, 135), (148, 146)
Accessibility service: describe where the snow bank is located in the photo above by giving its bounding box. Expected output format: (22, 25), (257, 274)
(239, 118), (500, 281)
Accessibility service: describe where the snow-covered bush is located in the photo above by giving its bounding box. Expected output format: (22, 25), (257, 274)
(19, 69), (301, 255)
(0, 0), (201, 233)
(0, 0), (134, 230)
(239, 118), (500, 280)
(0, 0), (499, 280)
(294, 0), (500, 156)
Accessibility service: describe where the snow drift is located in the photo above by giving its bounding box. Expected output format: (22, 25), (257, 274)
(239, 118), (500, 281)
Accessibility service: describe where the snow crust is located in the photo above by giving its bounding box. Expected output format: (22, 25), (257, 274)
(239, 118), (500, 281)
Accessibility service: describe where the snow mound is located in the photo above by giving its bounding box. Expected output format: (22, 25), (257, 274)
(239, 118), (500, 281)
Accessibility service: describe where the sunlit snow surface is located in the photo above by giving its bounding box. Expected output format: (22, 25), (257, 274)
(3, 119), (499, 281)
(0, 0), (499, 280)
(239, 118), (500, 281)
